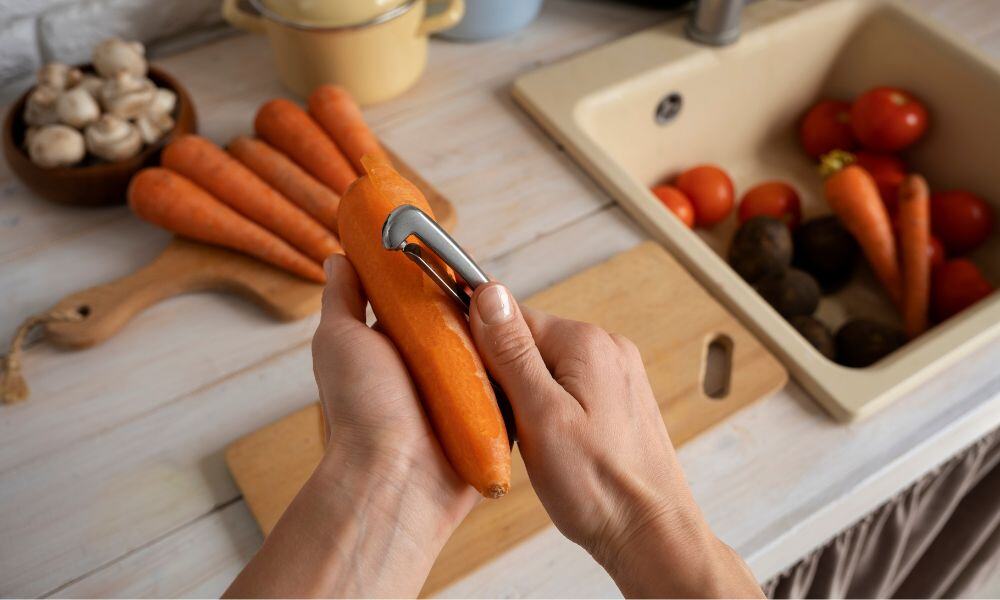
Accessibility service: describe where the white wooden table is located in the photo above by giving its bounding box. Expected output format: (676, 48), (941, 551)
(2, 1), (999, 597)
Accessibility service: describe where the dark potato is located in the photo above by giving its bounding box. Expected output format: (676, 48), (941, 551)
(754, 268), (821, 318)
(793, 216), (860, 293)
(835, 319), (906, 368)
(729, 216), (792, 283)
(789, 315), (835, 359)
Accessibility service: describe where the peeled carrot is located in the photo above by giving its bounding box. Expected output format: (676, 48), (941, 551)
(338, 155), (511, 498)
(898, 174), (931, 338)
(228, 136), (341, 232)
(162, 134), (341, 264)
(128, 168), (325, 282)
(254, 99), (358, 195)
(308, 84), (389, 173)
(821, 151), (902, 307)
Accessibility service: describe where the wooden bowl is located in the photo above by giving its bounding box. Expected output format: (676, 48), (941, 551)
(2, 65), (197, 207)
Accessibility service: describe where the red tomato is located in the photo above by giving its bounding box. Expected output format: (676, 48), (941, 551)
(651, 185), (695, 228)
(928, 234), (946, 270)
(850, 87), (928, 152)
(799, 99), (856, 158)
(932, 259), (994, 321)
(930, 190), (995, 255)
(853, 151), (906, 215)
(892, 221), (945, 270)
(738, 181), (802, 229)
(674, 165), (734, 227)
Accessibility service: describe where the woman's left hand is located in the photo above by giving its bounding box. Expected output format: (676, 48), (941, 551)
(224, 255), (477, 598)
(311, 254), (480, 521)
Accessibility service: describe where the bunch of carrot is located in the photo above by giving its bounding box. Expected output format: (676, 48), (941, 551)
(128, 84), (387, 283)
(821, 151), (930, 338)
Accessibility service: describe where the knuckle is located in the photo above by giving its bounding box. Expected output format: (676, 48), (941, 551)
(610, 333), (643, 364)
(312, 319), (365, 359)
(491, 328), (538, 371)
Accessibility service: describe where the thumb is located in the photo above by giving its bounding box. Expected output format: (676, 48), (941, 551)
(318, 255), (367, 326)
(470, 283), (559, 421)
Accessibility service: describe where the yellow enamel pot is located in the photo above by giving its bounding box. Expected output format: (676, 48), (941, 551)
(222, 0), (464, 104)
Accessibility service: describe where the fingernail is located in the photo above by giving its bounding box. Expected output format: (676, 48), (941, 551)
(478, 284), (513, 325)
(324, 256), (335, 278)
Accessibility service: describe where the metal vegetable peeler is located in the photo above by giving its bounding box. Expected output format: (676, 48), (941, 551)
(382, 205), (516, 442)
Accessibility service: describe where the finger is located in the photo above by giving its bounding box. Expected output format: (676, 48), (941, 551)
(470, 284), (565, 421)
(313, 256), (374, 379)
(319, 255), (367, 326)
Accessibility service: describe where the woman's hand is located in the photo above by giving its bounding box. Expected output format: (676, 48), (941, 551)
(469, 283), (763, 598)
(225, 256), (478, 598)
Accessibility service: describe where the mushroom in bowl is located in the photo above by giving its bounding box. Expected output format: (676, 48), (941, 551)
(2, 37), (197, 206)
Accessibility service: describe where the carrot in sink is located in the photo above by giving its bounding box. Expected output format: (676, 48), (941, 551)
(821, 150), (902, 307)
(308, 84), (389, 172)
(228, 136), (341, 232)
(898, 173), (931, 338)
(254, 98), (358, 195)
(128, 168), (325, 282)
(162, 134), (342, 264)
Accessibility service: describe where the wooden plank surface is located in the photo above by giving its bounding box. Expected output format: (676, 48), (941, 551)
(225, 242), (787, 595)
(1, 0), (999, 598)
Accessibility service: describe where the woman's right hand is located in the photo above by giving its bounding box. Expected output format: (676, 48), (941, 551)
(469, 283), (763, 598)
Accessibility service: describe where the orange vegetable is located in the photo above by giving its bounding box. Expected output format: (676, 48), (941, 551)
(254, 99), (358, 195)
(898, 174), (930, 338)
(308, 84), (388, 173)
(821, 151), (902, 306)
(228, 136), (341, 232)
(162, 134), (341, 264)
(338, 155), (511, 498)
(128, 168), (325, 282)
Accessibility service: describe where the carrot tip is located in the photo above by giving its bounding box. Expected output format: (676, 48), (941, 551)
(485, 483), (509, 499)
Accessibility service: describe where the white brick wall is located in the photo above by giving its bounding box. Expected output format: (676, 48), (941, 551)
(0, 0), (230, 101)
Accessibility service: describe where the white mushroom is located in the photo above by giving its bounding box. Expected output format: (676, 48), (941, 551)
(85, 115), (142, 161)
(149, 88), (177, 117)
(73, 74), (104, 99)
(135, 111), (174, 144)
(27, 124), (86, 168)
(37, 63), (77, 90)
(24, 85), (60, 126)
(56, 87), (101, 129)
(25, 127), (39, 147)
(92, 37), (147, 78)
(99, 72), (156, 119)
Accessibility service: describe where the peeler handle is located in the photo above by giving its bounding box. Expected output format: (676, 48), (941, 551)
(383, 205), (489, 290)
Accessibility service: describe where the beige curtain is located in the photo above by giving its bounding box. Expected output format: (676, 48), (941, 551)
(763, 427), (1000, 599)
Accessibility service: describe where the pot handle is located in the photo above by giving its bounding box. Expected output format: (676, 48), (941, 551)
(222, 0), (267, 34)
(419, 0), (465, 36)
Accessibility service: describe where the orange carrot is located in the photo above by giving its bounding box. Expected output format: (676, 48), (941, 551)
(821, 151), (902, 306)
(162, 134), (342, 264)
(128, 168), (325, 282)
(898, 174), (931, 338)
(254, 99), (358, 195)
(228, 136), (341, 232)
(338, 155), (511, 498)
(308, 84), (389, 173)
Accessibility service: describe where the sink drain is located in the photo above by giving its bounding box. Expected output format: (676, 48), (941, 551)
(655, 92), (683, 125)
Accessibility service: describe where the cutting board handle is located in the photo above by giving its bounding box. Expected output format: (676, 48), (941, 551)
(44, 241), (221, 348)
(44, 239), (323, 349)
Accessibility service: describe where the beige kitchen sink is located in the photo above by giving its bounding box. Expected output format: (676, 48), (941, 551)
(513, 0), (1000, 420)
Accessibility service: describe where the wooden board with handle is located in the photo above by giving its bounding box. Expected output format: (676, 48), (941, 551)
(225, 241), (787, 596)
(42, 149), (454, 349)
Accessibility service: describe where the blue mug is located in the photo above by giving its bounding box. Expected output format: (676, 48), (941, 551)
(437, 0), (543, 41)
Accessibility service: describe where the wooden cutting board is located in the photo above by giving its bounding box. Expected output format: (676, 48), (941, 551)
(42, 150), (454, 349)
(226, 241), (787, 596)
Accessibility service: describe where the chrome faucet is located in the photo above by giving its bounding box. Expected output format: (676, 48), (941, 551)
(686, 0), (745, 46)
